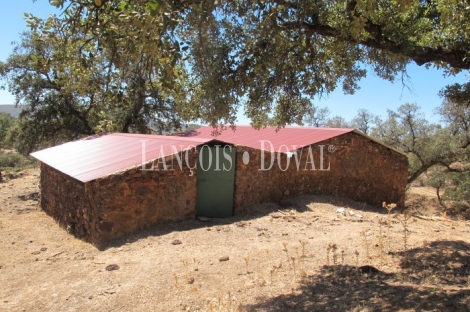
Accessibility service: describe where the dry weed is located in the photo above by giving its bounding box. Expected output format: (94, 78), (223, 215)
(382, 201), (397, 250)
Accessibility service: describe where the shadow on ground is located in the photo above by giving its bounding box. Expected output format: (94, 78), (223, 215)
(99, 194), (379, 250)
(244, 240), (470, 311)
(279, 194), (382, 213)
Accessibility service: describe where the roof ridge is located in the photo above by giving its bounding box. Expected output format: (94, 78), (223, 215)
(199, 125), (355, 131)
(110, 133), (209, 142)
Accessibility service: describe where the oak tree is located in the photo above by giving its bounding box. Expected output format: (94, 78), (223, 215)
(42, 0), (470, 128)
(0, 17), (184, 153)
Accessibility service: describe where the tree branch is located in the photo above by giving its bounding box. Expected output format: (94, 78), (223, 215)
(282, 18), (470, 70)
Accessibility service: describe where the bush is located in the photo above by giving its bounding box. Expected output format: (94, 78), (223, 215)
(0, 113), (16, 148)
(426, 169), (470, 219)
(0, 150), (38, 171)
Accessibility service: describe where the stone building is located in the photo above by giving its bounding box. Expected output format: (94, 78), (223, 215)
(31, 127), (408, 245)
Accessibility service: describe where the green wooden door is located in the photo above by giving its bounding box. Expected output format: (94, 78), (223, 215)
(196, 145), (236, 218)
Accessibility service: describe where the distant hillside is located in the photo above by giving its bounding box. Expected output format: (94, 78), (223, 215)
(0, 105), (23, 118)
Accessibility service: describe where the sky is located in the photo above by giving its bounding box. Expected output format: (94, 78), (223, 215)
(0, 0), (468, 125)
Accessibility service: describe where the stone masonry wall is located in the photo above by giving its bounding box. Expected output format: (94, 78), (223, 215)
(40, 149), (199, 245)
(233, 132), (408, 212)
(40, 133), (407, 244)
(39, 163), (100, 242)
(85, 148), (199, 244)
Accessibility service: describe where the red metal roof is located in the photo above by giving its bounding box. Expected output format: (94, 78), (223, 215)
(31, 133), (210, 183)
(189, 126), (354, 152)
(31, 126), (355, 182)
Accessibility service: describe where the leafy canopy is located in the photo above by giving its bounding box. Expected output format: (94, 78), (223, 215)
(43, 0), (470, 128)
(2, 0), (470, 152)
(0, 12), (185, 153)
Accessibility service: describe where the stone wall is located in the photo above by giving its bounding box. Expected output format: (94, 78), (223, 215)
(39, 133), (407, 244)
(85, 148), (199, 244)
(39, 163), (100, 242)
(40, 149), (199, 245)
(233, 131), (408, 212)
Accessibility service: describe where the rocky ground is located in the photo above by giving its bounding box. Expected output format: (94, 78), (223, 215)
(0, 168), (469, 311)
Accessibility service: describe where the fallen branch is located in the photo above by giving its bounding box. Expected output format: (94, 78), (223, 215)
(413, 214), (434, 221)
(413, 214), (454, 223)
(46, 251), (65, 260)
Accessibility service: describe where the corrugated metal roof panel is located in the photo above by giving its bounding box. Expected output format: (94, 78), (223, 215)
(189, 126), (355, 151)
(31, 126), (372, 183)
(31, 133), (210, 183)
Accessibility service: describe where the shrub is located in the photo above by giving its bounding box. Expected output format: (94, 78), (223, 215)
(0, 150), (38, 171)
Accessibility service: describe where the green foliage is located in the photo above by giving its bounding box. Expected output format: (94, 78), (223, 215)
(184, 124), (201, 131)
(1, 1), (469, 209)
(350, 109), (380, 135)
(0, 150), (38, 171)
(0, 113), (16, 148)
(325, 116), (350, 128)
(444, 171), (470, 203)
(359, 101), (469, 214)
(426, 169), (470, 217)
(307, 101), (469, 213)
(316, 102), (469, 214)
(35, 0), (470, 129)
(0, 24), (185, 154)
(439, 83), (470, 107)
(372, 103), (458, 183)
(305, 107), (379, 132)
(303, 105), (331, 127)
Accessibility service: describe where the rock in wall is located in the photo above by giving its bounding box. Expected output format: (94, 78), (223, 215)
(233, 132), (408, 212)
(87, 149), (199, 244)
(39, 163), (100, 243)
(39, 133), (407, 244)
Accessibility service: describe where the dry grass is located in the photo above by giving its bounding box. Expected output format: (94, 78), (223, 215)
(0, 169), (469, 311)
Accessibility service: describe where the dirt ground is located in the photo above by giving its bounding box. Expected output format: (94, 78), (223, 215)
(0, 168), (469, 311)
